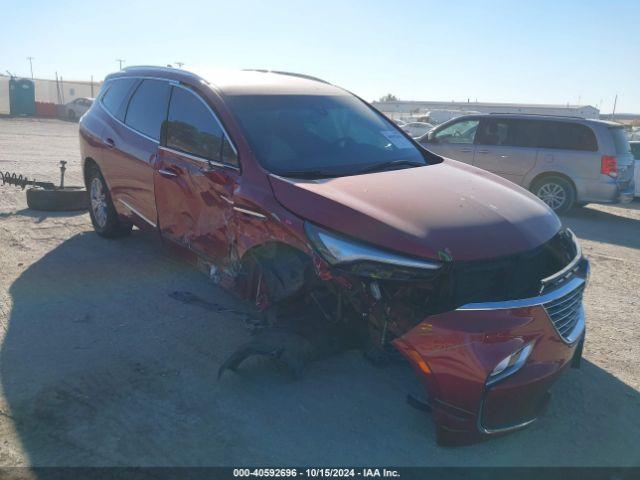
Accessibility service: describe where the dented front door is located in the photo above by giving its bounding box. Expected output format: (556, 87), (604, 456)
(154, 84), (240, 263)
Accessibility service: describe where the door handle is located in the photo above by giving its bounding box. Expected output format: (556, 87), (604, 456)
(104, 137), (115, 149)
(477, 149), (490, 154)
(459, 148), (472, 153)
(158, 167), (179, 178)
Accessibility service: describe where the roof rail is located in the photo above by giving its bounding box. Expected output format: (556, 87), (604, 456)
(488, 112), (585, 119)
(120, 65), (205, 82)
(243, 69), (331, 84)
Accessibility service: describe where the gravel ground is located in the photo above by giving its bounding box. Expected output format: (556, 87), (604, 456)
(0, 117), (638, 467)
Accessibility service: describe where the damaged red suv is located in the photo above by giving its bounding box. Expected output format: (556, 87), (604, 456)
(79, 66), (588, 445)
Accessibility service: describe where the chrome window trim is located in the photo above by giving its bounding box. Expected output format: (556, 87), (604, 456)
(158, 145), (240, 171)
(99, 76), (240, 159)
(170, 83), (238, 157)
(232, 206), (267, 219)
(98, 85), (161, 145)
(119, 199), (157, 228)
(456, 276), (585, 311)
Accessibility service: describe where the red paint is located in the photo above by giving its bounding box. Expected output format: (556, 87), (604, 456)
(79, 67), (584, 445)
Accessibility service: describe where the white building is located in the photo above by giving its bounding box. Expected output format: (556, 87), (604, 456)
(0, 74), (101, 115)
(373, 100), (600, 122)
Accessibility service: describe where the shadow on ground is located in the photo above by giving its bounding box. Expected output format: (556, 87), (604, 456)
(561, 203), (640, 250)
(2, 231), (639, 466)
(0, 208), (87, 223)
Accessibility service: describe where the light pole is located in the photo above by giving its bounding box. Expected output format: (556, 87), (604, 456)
(116, 59), (125, 70)
(27, 57), (34, 78)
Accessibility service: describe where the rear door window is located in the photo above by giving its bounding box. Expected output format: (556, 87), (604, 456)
(165, 87), (237, 166)
(476, 119), (542, 148)
(609, 127), (631, 155)
(537, 122), (598, 151)
(124, 80), (171, 141)
(101, 78), (137, 121)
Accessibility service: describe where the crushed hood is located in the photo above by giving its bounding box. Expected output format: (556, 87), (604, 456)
(268, 159), (561, 262)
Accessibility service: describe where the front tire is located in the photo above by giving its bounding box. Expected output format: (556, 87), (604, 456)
(532, 176), (575, 214)
(86, 166), (132, 238)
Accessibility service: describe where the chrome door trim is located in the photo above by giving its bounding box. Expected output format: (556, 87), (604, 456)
(158, 145), (240, 171)
(232, 207), (267, 219)
(119, 199), (157, 228)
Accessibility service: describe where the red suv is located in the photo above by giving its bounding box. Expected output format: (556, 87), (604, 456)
(79, 66), (588, 445)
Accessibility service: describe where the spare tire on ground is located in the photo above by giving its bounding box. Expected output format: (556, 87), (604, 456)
(26, 187), (89, 212)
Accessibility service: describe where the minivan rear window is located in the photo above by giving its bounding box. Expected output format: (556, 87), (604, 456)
(537, 122), (598, 151)
(101, 78), (137, 121)
(610, 127), (631, 155)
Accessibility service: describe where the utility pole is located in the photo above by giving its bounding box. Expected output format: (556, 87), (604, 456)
(612, 94), (618, 118)
(175, 61), (184, 68)
(116, 59), (125, 70)
(27, 56), (34, 78)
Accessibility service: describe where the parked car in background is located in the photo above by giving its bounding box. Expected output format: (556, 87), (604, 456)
(401, 121), (434, 138)
(420, 114), (635, 213)
(79, 66), (587, 446)
(631, 141), (640, 196)
(64, 97), (94, 121)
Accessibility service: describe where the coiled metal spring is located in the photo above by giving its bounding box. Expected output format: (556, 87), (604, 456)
(1, 171), (54, 190)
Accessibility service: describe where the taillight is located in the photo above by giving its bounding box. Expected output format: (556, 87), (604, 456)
(601, 155), (618, 177)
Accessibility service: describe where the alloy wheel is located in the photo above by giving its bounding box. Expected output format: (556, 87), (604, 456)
(90, 177), (108, 228)
(536, 182), (566, 211)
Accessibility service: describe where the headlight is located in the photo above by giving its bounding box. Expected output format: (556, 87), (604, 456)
(487, 341), (534, 386)
(304, 222), (442, 280)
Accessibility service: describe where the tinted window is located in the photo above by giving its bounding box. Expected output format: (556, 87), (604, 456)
(226, 94), (425, 176)
(101, 78), (136, 121)
(125, 80), (171, 141)
(538, 122), (598, 151)
(433, 119), (479, 144)
(165, 87), (237, 165)
(610, 127), (631, 155)
(476, 119), (539, 147)
(630, 142), (640, 160)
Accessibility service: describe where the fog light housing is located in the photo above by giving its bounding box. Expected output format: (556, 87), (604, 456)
(487, 342), (534, 386)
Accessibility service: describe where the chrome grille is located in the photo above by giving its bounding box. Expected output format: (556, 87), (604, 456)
(543, 282), (585, 342)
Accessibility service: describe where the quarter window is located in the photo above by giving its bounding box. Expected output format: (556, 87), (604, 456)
(125, 80), (171, 141)
(433, 119), (479, 144)
(101, 78), (137, 121)
(165, 87), (237, 166)
(537, 122), (598, 151)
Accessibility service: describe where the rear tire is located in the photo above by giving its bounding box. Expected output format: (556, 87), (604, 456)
(531, 176), (575, 214)
(86, 166), (132, 238)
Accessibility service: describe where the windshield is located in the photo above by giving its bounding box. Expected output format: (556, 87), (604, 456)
(226, 94), (426, 177)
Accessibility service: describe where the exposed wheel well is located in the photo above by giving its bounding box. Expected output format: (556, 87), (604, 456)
(238, 241), (315, 306)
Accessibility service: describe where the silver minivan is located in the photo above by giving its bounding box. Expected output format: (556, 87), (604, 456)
(419, 114), (635, 213)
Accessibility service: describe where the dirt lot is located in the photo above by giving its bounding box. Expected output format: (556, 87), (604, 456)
(0, 117), (639, 467)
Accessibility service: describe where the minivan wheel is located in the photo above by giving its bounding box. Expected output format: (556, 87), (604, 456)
(86, 166), (132, 238)
(532, 176), (575, 214)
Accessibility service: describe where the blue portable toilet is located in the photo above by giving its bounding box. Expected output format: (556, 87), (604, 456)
(9, 78), (36, 116)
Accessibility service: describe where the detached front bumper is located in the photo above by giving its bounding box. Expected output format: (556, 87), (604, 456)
(393, 261), (588, 446)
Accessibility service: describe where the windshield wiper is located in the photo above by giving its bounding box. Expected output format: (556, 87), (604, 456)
(355, 159), (425, 175)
